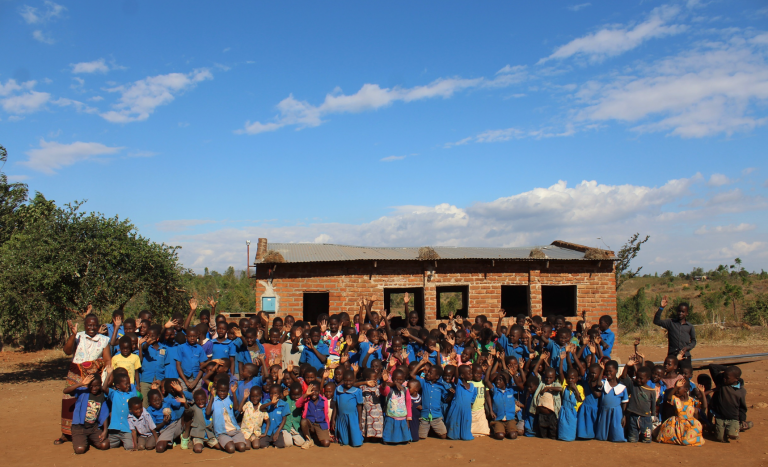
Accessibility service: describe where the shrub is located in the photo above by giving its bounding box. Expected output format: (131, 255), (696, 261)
(744, 294), (768, 326)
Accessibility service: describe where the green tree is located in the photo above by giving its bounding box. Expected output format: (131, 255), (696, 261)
(722, 281), (744, 321)
(0, 145), (30, 245)
(0, 200), (188, 348)
(615, 233), (650, 291)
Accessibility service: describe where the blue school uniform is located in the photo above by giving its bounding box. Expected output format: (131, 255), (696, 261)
(139, 343), (166, 383)
(210, 338), (235, 361)
(558, 387), (579, 441)
(234, 376), (263, 407)
(382, 388), (412, 444)
(497, 335), (528, 362)
(211, 395), (240, 436)
(107, 388), (134, 433)
(164, 393), (185, 421)
(164, 344), (180, 379)
(600, 328), (615, 359)
(335, 386), (364, 447)
(523, 392), (536, 437)
(71, 388), (110, 427)
(178, 342), (207, 378)
(413, 376), (450, 420)
(545, 340), (570, 372)
(265, 400), (289, 436)
(409, 392), (421, 443)
(490, 386), (519, 422)
(358, 342), (383, 368)
(576, 380), (599, 439)
(233, 339), (265, 369)
(595, 380), (628, 442)
(446, 380), (477, 441)
(299, 342), (329, 372)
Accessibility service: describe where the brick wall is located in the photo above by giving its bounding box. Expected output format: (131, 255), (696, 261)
(253, 259), (616, 330)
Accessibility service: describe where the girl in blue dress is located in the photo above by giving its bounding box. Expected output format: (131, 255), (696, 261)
(595, 360), (628, 442)
(557, 349), (584, 441)
(576, 363), (602, 439)
(380, 369), (412, 444)
(446, 365), (477, 441)
(331, 370), (364, 447)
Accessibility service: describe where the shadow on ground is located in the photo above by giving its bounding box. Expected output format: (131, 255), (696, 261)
(0, 356), (69, 384)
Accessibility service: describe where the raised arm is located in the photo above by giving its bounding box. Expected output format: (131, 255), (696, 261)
(184, 298), (198, 330)
(494, 309), (506, 337)
(653, 295), (668, 327)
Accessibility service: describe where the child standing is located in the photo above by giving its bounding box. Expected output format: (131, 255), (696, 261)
(238, 386), (267, 449)
(595, 360), (628, 442)
(408, 379), (422, 443)
(103, 369), (137, 450)
(620, 356), (656, 443)
(488, 373), (521, 440)
(411, 353), (450, 439)
(359, 368), (383, 440)
(62, 374), (110, 454)
(446, 365), (478, 441)
(709, 364), (748, 443)
(380, 369), (412, 444)
(112, 335), (141, 385)
(576, 363), (602, 439)
(331, 370), (364, 447)
(558, 367), (584, 442)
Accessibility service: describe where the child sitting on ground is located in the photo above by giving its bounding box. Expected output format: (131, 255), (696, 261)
(189, 389), (219, 453)
(297, 381), (332, 448)
(62, 374), (110, 454)
(127, 397), (158, 451)
(208, 377), (247, 453)
(656, 379), (705, 446)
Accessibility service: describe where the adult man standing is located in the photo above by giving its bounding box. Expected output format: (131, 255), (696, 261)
(653, 295), (697, 359)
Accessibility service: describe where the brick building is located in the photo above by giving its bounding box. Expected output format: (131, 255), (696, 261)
(252, 239), (616, 329)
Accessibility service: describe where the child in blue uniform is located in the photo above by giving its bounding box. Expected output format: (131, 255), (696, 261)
(446, 365), (477, 441)
(595, 360), (628, 442)
(331, 370), (364, 446)
(488, 372), (521, 440)
(576, 362), (602, 439)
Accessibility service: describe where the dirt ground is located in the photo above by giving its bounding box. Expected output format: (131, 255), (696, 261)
(3, 343), (768, 467)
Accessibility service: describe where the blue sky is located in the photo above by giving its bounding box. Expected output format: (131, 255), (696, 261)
(1, 0), (767, 273)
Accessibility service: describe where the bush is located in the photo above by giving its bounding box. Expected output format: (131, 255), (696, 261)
(744, 294), (768, 326)
(617, 287), (653, 331)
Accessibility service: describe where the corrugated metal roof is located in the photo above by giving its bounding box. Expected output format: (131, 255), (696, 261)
(256, 242), (604, 264)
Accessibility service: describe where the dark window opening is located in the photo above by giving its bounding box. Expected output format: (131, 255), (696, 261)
(384, 288), (424, 328)
(303, 292), (329, 324)
(500, 285), (529, 317)
(541, 285), (577, 317)
(436, 285), (469, 319)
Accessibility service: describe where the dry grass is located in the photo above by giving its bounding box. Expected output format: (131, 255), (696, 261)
(618, 324), (768, 347)
(262, 250), (286, 263)
(584, 247), (612, 260)
(529, 248), (546, 259)
(418, 246), (440, 261)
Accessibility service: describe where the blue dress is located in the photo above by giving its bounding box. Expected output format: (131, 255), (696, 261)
(523, 393), (536, 437)
(558, 387), (578, 441)
(595, 380), (628, 442)
(335, 386), (364, 447)
(382, 388), (411, 444)
(446, 380), (477, 441)
(576, 381), (598, 439)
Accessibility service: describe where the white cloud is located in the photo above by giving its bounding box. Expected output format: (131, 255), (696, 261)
(52, 97), (98, 114)
(100, 69), (213, 123)
(539, 5), (686, 63)
(127, 150), (158, 158)
(71, 59), (110, 74)
(18, 1), (66, 24)
(574, 33), (768, 137)
(167, 173), (768, 273)
(0, 79), (50, 114)
(32, 30), (55, 44)
(237, 70), (527, 135)
(222, 47), (231, 53)
(742, 167), (757, 176)
(695, 223), (756, 235)
(444, 124), (575, 147)
(567, 3), (591, 12)
(717, 241), (767, 258)
(88, 95), (104, 102)
(155, 219), (217, 232)
(707, 173), (732, 186)
(21, 139), (124, 174)
(380, 155), (407, 162)
(7, 175), (30, 182)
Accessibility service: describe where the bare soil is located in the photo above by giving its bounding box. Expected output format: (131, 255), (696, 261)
(3, 344), (768, 467)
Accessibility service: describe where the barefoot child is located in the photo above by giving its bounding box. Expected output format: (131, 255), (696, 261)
(127, 397), (158, 451)
(189, 389), (219, 453)
(297, 381), (332, 448)
(446, 365), (477, 441)
(331, 370), (364, 447)
(237, 386), (267, 449)
(595, 360), (628, 442)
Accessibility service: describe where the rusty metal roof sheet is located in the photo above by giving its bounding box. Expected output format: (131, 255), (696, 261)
(256, 242), (603, 264)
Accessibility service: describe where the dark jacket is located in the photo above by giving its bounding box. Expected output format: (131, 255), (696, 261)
(653, 307), (697, 357)
(709, 364), (747, 422)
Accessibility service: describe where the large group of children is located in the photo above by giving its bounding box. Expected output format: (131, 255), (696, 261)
(63, 295), (751, 454)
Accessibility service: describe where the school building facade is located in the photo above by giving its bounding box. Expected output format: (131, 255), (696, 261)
(251, 239), (617, 329)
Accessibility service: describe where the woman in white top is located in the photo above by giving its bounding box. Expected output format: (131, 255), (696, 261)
(55, 310), (112, 445)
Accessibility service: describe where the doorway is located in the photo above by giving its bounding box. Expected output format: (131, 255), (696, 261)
(303, 292), (329, 324)
(384, 288), (424, 328)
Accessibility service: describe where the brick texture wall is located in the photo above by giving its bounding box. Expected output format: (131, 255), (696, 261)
(253, 259), (616, 330)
